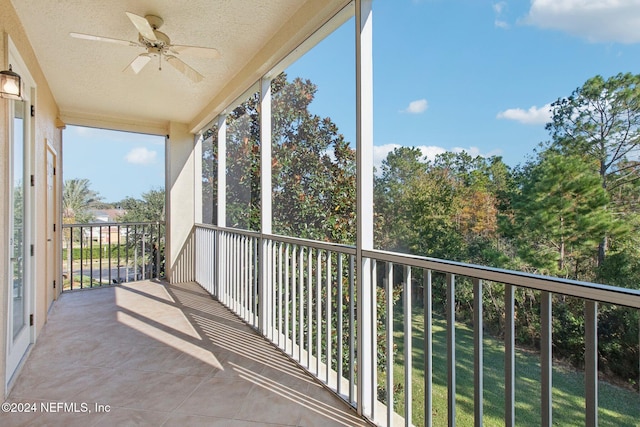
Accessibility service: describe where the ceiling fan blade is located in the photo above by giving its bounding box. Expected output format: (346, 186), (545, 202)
(123, 54), (152, 74)
(125, 12), (157, 41)
(166, 55), (204, 83)
(70, 32), (136, 46)
(170, 44), (221, 59)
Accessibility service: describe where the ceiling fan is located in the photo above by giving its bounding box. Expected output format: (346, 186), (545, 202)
(70, 12), (220, 83)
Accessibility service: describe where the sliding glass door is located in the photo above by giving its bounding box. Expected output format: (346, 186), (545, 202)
(6, 92), (31, 385)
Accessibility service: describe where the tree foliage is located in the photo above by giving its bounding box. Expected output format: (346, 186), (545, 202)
(62, 178), (103, 224)
(271, 75), (356, 243)
(508, 151), (615, 278)
(199, 71), (640, 389)
(547, 72), (640, 264)
(203, 72), (356, 243)
(118, 188), (165, 223)
(373, 75), (640, 385)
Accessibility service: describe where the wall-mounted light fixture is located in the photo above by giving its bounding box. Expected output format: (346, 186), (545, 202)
(0, 64), (22, 100)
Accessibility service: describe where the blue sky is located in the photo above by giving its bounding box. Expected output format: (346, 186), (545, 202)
(290, 0), (640, 170)
(63, 125), (164, 203)
(65, 0), (640, 201)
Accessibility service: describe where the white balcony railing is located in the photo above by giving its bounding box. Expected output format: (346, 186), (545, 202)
(62, 222), (165, 290)
(194, 224), (640, 427)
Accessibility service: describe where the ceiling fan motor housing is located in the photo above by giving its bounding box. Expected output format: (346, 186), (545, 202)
(145, 15), (164, 30)
(139, 30), (170, 52)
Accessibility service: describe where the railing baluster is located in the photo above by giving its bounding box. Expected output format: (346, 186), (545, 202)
(147, 224), (152, 280)
(316, 248), (322, 376)
(107, 225), (112, 284)
(404, 265), (412, 426)
(299, 246), (305, 363)
(240, 236), (244, 318)
(228, 233), (233, 308)
(337, 252), (343, 397)
(241, 235), (246, 319)
(271, 240), (277, 341)
(69, 226), (74, 290)
(505, 284), (515, 427)
(241, 234), (246, 319)
(425, 269), (433, 427)
(117, 225), (121, 284)
(285, 243), (290, 354)
(349, 254), (355, 405)
(370, 258), (377, 420)
(231, 234), (236, 312)
(473, 278), (483, 427)
(386, 262), (394, 427)
(90, 225), (94, 286)
(326, 250), (332, 386)
(447, 273), (456, 427)
(253, 236), (258, 327)
(125, 226), (129, 283)
(99, 225), (103, 284)
(80, 226), (84, 289)
(307, 247), (312, 369)
(292, 245), (297, 358)
(541, 291), (552, 427)
(585, 300), (598, 427)
(133, 225), (137, 282)
(276, 242), (284, 348)
(247, 235), (251, 322)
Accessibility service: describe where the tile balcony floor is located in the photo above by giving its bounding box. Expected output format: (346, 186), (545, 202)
(3, 280), (371, 427)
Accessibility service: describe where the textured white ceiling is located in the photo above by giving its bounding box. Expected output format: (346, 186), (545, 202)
(10, 0), (347, 134)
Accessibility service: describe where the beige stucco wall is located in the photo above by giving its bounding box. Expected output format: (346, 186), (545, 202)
(1, 0), (62, 398)
(166, 121), (196, 283)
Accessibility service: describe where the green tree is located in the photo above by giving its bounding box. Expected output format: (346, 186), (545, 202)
(216, 72), (356, 243)
(375, 149), (510, 265)
(118, 188), (165, 223)
(510, 151), (615, 279)
(374, 146), (430, 253)
(62, 178), (103, 224)
(201, 124), (218, 225)
(271, 74), (356, 244)
(547, 72), (640, 264)
(225, 94), (261, 231)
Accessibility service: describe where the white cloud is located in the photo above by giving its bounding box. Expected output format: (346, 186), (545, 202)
(125, 147), (157, 165)
(373, 144), (401, 173)
(493, 1), (506, 14)
(417, 145), (448, 161)
(401, 99), (428, 114)
(523, 0), (640, 43)
(496, 103), (552, 125)
(373, 144), (446, 174)
(493, 2), (510, 28)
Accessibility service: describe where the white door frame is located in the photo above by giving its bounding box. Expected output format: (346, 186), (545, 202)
(5, 37), (36, 389)
(46, 142), (58, 310)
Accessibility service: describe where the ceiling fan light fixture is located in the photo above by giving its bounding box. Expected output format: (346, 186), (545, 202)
(0, 64), (22, 100)
(71, 11), (220, 82)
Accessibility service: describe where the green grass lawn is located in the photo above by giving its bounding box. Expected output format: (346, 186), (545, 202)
(383, 306), (640, 426)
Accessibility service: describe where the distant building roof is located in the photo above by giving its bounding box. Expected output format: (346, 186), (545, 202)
(89, 208), (125, 223)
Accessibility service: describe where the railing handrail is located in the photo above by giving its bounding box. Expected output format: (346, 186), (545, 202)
(195, 223), (357, 255)
(62, 221), (165, 228)
(195, 224), (640, 309)
(365, 248), (640, 309)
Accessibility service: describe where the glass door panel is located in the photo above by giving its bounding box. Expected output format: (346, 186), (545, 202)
(11, 100), (26, 339)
